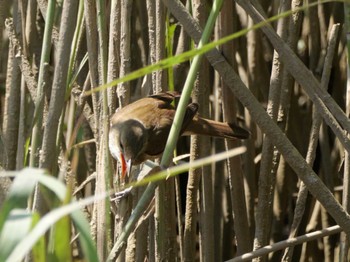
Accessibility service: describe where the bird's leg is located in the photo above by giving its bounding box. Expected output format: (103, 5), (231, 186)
(111, 186), (133, 202)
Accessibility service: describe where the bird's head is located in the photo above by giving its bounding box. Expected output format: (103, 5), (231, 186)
(109, 119), (148, 178)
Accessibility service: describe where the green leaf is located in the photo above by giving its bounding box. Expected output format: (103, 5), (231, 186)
(0, 168), (98, 262)
(31, 212), (46, 262)
(50, 185), (73, 262)
(0, 168), (40, 233)
(0, 209), (33, 261)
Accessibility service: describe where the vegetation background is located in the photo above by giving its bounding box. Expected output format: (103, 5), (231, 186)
(0, 0), (350, 261)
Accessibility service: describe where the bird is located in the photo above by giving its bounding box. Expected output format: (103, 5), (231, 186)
(109, 91), (250, 178)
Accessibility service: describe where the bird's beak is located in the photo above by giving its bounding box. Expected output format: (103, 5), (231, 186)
(119, 153), (132, 179)
(120, 152), (127, 178)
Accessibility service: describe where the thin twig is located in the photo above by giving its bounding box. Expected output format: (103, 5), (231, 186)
(235, 0), (350, 153)
(227, 226), (342, 262)
(283, 23), (341, 261)
(253, 1), (291, 256)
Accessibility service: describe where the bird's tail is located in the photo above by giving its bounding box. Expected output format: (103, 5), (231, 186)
(184, 117), (250, 139)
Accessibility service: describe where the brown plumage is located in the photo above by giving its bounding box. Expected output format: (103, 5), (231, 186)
(109, 92), (249, 177)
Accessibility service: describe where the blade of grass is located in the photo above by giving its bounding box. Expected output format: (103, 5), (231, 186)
(50, 185), (72, 262)
(86, 0), (330, 96)
(0, 169), (39, 232)
(0, 145), (245, 261)
(6, 194), (101, 262)
(0, 169), (98, 262)
(66, 0), (85, 98)
(30, 212), (46, 262)
(131, 146), (247, 187)
(0, 210), (33, 261)
(29, 0), (55, 167)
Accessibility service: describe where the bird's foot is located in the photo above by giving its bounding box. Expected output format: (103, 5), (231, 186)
(110, 187), (133, 201)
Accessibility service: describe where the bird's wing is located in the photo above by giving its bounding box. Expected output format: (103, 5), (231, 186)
(148, 91), (181, 104)
(144, 102), (198, 157)
(148, 91), (198, 132)
(180, 103), (198, 133)
(143, 99), (174, 156)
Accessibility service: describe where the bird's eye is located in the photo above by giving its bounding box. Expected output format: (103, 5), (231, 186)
(119, 142), (123, 150)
